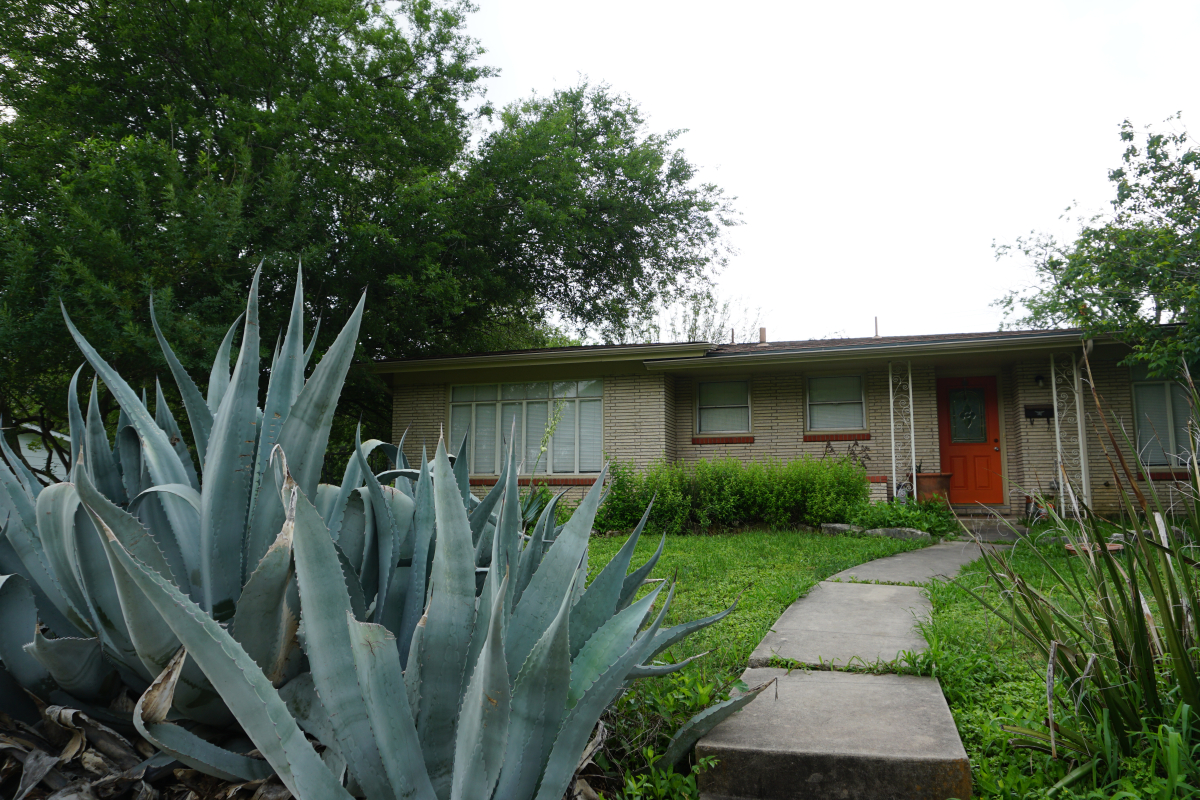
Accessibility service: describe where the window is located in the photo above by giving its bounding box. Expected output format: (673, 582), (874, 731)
(697, 381), (750, 433)
(1132, 367), (1192, 467)
(450, 380), (603, 474)
(808, 376), (865, 430)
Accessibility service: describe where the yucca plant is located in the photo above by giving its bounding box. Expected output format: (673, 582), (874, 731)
(960, 358), (1200, 792)
(0, 270), (762, 797)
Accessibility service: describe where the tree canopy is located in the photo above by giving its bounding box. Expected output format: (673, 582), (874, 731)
(996, 117), (1199, 376)
(0, 0), (735, 479)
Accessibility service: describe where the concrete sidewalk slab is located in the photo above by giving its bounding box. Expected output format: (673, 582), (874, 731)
(697, 668), (972, 800)
(748, 582), (929, 669)
(829, 541), (987, 584)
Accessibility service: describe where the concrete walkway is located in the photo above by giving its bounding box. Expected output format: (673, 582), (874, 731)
(698, 540), (997, 800)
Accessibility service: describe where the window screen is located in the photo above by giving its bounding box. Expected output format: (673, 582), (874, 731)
(697, 381), (750, 433)
(808, 376), (865, 430)
(450, 381), (603, 473)
(1134, 381), (1192, 467)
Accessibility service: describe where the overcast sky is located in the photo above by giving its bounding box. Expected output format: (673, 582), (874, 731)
(466, 0), (1200, 342)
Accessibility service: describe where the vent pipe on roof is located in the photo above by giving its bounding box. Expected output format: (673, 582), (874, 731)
(874, 317), (880, 338)
(759, 327), (767, 344)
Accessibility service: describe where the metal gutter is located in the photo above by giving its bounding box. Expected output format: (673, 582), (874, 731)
(375, 341), (715, 373)
(642, 331), (1108, 371)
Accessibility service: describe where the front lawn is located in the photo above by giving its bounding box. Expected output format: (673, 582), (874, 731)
(585, 529), (928, 796)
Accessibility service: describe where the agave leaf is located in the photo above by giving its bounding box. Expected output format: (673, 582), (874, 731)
(116, 423), (143, 504)
(417, 438), (479, 797)
(641, 597), (739, 665)
(278, 672), (339, 753)
(77, 470), (179, 685)
(315, 483), (340, 525)
(513, 491), (563, 607)
(150, 299), (214, 469)
(0, 461), (82, 636)
(251, 267), (307, 520)
(0, 660), (39, 724)
(67, 365), (86, 479)
(130, 484), (202, 514)
(96, 517), (350, 799)
(85, 379), (126, 504)
(333, 539), (369, 622)
(67, 501), (144, 684)
(493, 588), (572, 799)
(658, 680), (774, 770)
(232, 510), (298, 687)
(451, 572), (510, 800)
(469, 458), (507, 549)
(207, 312), (244, 414)
(625, 651), (708, 679)
(61, 305), (198, 579)
(451, 430), (472, 507)
(355, 487), (380, 604)
(618, 533), (666, 612)
(24, 631), (118, 701)
(200, 269), (261, 620)
(303, 315), (321, 370)
(338, 490), (370, 569)
(154, 380), (200, 490)
(508, 467), (607, 676)
(34, 483), (96, 635)
(354, 426), (415, 623)
(569, 582), (665, 708)
(0, 574), (55, 695)
(287, 457), (394, 800)
(346, 613), (438, 800)
(135, 648), (275, 782)
(399, 451), (434, 667)
(244, 291), (365, 572)
(569, 501), (655, 659)
(0, 420), (41, 499)
(535, 584), (675, 800)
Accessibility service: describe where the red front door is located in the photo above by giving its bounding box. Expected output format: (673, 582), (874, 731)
(937, 376), (1004, 504)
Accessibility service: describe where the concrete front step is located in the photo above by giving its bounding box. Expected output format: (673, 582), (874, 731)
(697, 669), (971, 800)
(748, 582), (929, 669)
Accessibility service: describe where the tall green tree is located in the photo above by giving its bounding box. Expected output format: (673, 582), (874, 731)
(0, 0), (734, 480)
(996, 117), (1199, 375)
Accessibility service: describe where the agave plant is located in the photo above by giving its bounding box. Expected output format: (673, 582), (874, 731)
(0, 269), (762, 796)
(0, 265), (368, 727)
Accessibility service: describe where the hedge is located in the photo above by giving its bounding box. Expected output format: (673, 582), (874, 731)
(593, 455), (870, 535)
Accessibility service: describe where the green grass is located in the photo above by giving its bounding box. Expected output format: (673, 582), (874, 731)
(584, 528), (928, 797)
(923, 540), (1190, 799)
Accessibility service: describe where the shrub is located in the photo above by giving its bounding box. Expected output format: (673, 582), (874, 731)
(849, 498), (958, 535)
(594, 455), (869, 534)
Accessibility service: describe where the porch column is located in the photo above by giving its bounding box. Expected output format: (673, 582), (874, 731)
(1050, 352), (1091, 512)
(888, 360), (917, 502)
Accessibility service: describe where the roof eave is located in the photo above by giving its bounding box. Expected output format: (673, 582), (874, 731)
(374, 341), (716, 374)
(643, 331), (1114, 371)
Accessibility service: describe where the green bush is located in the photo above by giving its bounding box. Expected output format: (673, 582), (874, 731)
(594, 455), (869, 534)
(848, 498), (958, 535)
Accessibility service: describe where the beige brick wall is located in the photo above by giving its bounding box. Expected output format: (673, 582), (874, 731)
(390, 380), (447, 465)
(602, 373), (672, 468)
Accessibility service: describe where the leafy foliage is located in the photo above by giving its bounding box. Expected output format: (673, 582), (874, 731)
(0, 0), (735, 480)
(849, 498), (958, 536)
(995, 116), (1200, 375)
(594, 456), (870, 535)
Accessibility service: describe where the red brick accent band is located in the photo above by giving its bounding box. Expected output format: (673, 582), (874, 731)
(1138, 471), (1193, 482)
(469, 476), (598, 487)
(867, 475), (888, 483)
(691, 436), (755, 445)
(803, 433), (871, 442)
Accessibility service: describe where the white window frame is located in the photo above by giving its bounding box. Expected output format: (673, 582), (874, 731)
(806, 374), (867, 432)
(1132, 377), (1191, 468)
(449, 382), (603, 475)
(695, 379), (752, 434)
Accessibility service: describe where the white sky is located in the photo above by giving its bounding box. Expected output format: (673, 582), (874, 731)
(466, 0), (1200, 342)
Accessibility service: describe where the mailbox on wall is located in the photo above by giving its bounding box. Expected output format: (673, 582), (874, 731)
(1024, 404), (1054, 425)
